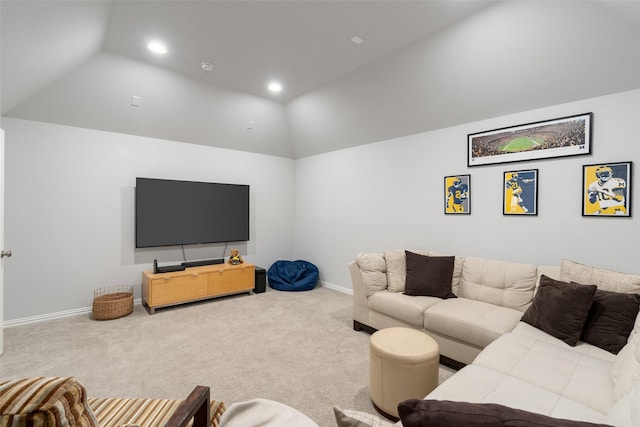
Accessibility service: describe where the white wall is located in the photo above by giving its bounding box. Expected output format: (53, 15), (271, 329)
(3, 118), (295, 321)
(295, 89), (640, 291)
(286, 1), (640, 158)
(4, 88), (639, 321)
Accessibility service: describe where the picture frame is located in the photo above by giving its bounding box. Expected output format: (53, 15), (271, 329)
(468, 113), (592, 167)
(503, 169), (538, 215)
(582, 162), (632, 217)
(444, 175), (470, 214)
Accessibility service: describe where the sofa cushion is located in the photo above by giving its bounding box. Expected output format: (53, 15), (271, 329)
(425, 365), (609, 424)
(511, 322), (615, 362)
(473, 322), (615, 414)
(404, 251), (456, 298)
(398, 399), (611, 427)
(424, 298), (522, 348)
(429, 250), (464, 296)
(356, 253), (387, 296)
(0, 377), (98, 427)
(611, 322), (640, 402)
(536, 265), (562, 288)
(521, 276), (597, 347)
(384, 249), (429, 293)
(607, 378), (640, 427)
(582, 289), (640, 354)
(368, 290), (441, 327)
(458, 257), (537, 312)
(560, 259), (640, 294)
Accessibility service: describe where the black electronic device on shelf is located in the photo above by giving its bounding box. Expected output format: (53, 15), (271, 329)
(181, 258), (224, 268)
(153, 259), (186, 274)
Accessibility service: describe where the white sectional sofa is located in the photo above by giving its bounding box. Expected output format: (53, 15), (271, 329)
(349, 250), (640, 426)
(350, 250), (561, 366)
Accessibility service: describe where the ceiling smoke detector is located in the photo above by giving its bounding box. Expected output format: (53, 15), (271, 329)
(201, 62), (214, 72)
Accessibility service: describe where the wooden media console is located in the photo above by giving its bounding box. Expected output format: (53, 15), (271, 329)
(142, 263), (255, 313)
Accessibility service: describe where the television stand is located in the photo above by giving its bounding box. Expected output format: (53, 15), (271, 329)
(142, 263), (255, 314)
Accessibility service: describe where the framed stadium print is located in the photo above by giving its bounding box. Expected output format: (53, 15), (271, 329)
(468, 113), (592, 167)
(444, 175), (470, 214)
(503, 169), (538, 215)
(582, 162), (632, 217)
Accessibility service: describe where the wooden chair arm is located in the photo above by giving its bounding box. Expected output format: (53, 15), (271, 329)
(164, 386), (210, 427)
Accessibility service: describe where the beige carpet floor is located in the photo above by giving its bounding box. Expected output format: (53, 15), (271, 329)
(0, 286), (455, 427)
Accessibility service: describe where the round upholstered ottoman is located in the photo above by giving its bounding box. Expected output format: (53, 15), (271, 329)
(369, 327), (439, 419)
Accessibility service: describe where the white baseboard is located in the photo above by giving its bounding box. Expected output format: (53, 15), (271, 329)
(320, 281), (353, 295)
(5, 284), (350, 327)
(4, 298), (144, 327)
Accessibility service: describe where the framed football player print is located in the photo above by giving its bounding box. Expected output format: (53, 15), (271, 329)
(503, 169), (538, 215)
(582, 162), (632, 217)
(444, 175), (470, 214)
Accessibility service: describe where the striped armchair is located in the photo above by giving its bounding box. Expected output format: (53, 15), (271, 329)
(0, 377), (226, 427)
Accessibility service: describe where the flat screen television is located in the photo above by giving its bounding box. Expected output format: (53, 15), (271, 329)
(135, 177), (250, 248)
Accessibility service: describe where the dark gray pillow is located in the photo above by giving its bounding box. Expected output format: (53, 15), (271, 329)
(521, 275), (597, 346)
(581, 288), (640, 354)
(398, 399), (612, 427)
(404, 251), (456, 298)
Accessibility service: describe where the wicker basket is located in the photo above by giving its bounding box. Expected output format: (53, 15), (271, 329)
(92, 285), (133, 320)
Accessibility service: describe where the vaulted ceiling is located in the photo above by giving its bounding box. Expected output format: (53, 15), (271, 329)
(2, 1), (640, 158)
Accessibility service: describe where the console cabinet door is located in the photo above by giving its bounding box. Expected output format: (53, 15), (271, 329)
(207, 265), (254, 295)
(151, 272), (207, 305)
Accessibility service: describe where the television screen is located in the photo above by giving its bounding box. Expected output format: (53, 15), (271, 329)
(135, 178), (250, 248)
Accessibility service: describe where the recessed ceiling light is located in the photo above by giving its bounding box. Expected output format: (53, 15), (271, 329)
(201, 61), (214, 72)
(147, 41), (167, 54)
(351, 36), (364, 45)
(268, 81), (282, 93)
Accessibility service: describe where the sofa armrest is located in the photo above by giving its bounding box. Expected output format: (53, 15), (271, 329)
(165, 386), (210, 427)
(349, 261), (370, 328)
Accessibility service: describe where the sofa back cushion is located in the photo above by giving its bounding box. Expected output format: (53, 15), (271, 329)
(607, 377), (640, 427)
(535, 265), (562, 289)
(355, 253), (388, 296)
(384, 249), (429, 293)
(561, 259), (640, 354)
(611, 313), (640, 402)
(429, 250), (464, 296)
(561, 259), (640, 294)
(458, 257), (537, 312)
(383, 249), (463, 294)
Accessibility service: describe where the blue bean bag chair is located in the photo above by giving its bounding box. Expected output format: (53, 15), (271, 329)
(267, 260), (319, 291)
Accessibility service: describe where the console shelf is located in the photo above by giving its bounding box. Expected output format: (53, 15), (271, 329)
(142, 263), (255, 314)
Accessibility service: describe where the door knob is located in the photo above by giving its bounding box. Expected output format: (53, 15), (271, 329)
(1, 250), (12, 258)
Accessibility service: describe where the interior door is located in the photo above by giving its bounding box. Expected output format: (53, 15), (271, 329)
(0, 128), (4, 355)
